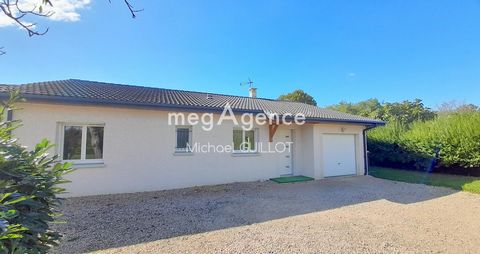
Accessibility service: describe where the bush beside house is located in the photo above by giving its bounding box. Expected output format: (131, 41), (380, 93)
(368, 112), (480, 175)
(0, 93), (72, 253)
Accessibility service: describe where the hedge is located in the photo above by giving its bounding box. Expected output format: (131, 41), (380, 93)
(368, 112), (480, 172)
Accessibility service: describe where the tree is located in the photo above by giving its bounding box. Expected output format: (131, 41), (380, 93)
(0, 0), (142, 54)
(328, 98), (436, 124)
(381, 99), (436, 124)
(438, 100), (479, 114)
(278, 89), (317, 106)
(328, 98), (382, 119)
(457, 104), (479, 113)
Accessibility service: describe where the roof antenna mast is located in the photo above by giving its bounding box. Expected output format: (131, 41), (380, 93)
(240, 78), (257, 98)
(240, 77), (254, 88)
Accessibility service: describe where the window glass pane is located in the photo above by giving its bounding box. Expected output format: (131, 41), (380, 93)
(244, 130), (255, 151)
(63, 126), (82, 160)
(233, 130), (243, 150)
(176, 128), (190, 149)
(86, 127), (104, 159)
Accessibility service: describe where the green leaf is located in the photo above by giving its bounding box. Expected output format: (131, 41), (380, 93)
(3, 196), (29, 206)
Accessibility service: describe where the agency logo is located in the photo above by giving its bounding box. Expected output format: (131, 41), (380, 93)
(168, 103), (306, 130)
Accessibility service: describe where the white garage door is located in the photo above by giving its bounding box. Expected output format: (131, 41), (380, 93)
(323, 134), (357, 177)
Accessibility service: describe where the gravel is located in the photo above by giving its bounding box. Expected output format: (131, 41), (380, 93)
(51, 176), (480, 254)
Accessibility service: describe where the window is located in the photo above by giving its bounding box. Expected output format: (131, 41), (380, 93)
(60, 124), (104, 163)
(233, 129), (257, 152)
(175, 126), (192, 152)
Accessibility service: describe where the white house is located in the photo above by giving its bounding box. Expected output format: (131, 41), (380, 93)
(0, 79), (383, 197)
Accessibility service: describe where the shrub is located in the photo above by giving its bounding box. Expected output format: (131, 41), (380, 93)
(403, 112), (480, 168)
(368, 121), (432, 169)
(368, 111), (480, 172)
(0, 92), (73, 253)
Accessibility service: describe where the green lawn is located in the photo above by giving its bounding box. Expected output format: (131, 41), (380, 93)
(369, 167), (480, 194)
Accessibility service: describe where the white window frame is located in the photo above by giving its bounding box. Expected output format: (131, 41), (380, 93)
(233, 128), (258, 153)
(175, 125), (193, 153)
(58, 123), (105, 165)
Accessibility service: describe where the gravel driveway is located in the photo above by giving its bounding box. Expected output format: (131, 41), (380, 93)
(52, 176), (480, 253)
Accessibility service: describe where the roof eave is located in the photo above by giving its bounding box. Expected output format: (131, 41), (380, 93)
(304, 117), (385, 126)
(0, 93), (386, 126)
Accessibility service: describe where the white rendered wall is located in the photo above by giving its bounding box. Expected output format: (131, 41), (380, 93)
(12, 102), (367, 196)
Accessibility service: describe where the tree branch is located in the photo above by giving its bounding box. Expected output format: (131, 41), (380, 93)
(0, 0), (142, 56)
(108, 0), (143, 18)
(0, 0), (51, 37)
(123, 0), (143, 18)
(1, 0), (141, 37)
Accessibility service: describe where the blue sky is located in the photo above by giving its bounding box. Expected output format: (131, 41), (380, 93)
(1, 0), (479, 108)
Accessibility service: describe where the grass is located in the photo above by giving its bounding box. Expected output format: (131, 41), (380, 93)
(270, 175), (314, 183)
(369, 167), (480, 194)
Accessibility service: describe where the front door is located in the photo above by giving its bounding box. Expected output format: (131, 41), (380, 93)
(276, 129), (293, 175)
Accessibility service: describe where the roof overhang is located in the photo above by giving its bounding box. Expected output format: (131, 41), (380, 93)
(0, 92), (386, 126)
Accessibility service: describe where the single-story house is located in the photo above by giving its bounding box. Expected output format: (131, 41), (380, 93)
(0, 79), (384, 197)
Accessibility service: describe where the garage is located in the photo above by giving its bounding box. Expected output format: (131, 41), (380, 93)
(322, 134), (357, 177)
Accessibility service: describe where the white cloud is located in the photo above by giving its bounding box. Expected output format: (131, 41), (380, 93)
(0, 0), (91, 28)
(347, 72), (356, 77)
(0, 13), (14, 27)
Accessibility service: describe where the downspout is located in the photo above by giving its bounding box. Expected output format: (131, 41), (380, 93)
(363, 125), (377, 175)
(6, 108), (13, 136)
(7, 108), (13, 121)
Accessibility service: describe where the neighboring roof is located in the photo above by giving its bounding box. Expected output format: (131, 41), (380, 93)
(0, 79), (384, 125)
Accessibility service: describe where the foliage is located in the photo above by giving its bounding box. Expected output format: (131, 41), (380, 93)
(370, 167), (480, 194)
(328, 98), (382, 119)
(330, 98), (479, 172)
(402, 112), (480, 167)
(0, 91), (73, 253)
(328, 98), (436, 125)
(368, 112), (480, 170)
(367, 121), (432, 169)
(278, 90), (317, 106)
(437, 100), (479, 114)
(381, 99), (436, 124)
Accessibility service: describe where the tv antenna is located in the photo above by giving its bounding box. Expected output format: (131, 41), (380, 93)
(240, 78), (254, 88)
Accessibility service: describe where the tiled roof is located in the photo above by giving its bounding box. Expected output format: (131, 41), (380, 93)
(0, 79), (384, 125)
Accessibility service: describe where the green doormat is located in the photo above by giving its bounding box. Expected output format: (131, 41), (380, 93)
(270, 175), (314, 183)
